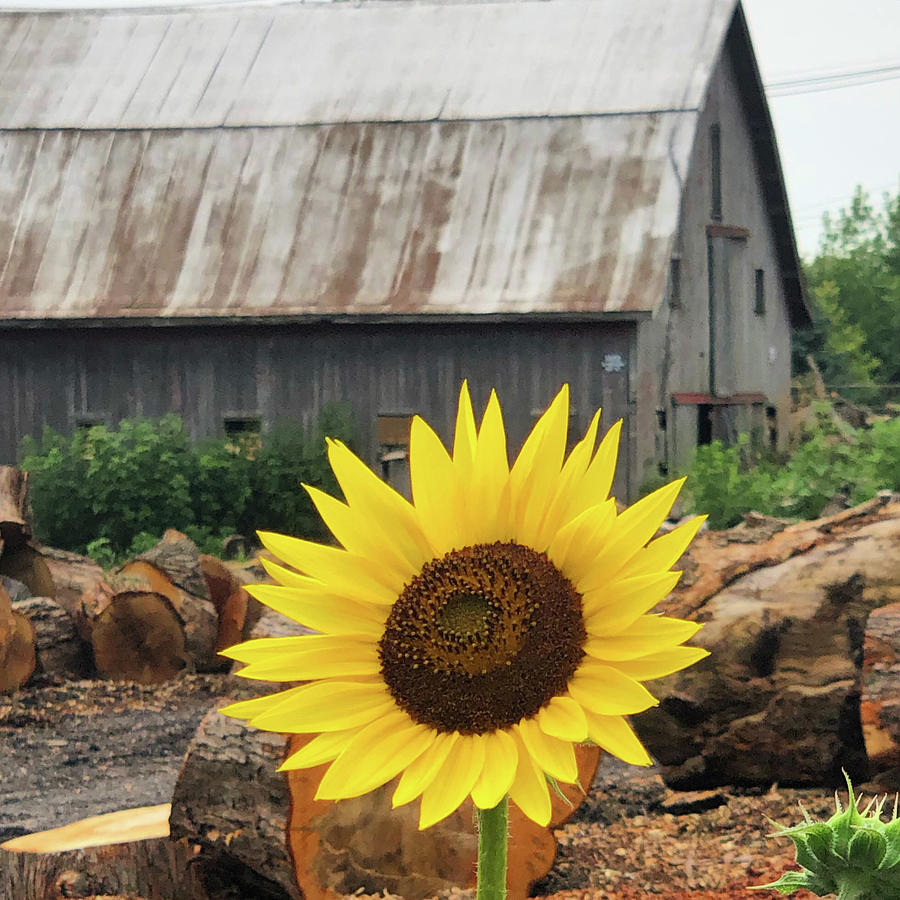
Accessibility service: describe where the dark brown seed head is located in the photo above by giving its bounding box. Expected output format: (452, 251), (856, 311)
(378, 542), (586, 734)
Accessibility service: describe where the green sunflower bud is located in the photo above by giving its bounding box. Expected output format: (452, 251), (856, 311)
(753, 771), (900, 899)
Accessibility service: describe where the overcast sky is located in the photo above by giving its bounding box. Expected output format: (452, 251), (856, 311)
(4, 0), (899, 258)
(742, 0), (900, 256)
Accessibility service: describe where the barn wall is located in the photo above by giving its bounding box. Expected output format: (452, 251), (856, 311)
(0, 320), (637, 499)
(634, 36), (794, 485)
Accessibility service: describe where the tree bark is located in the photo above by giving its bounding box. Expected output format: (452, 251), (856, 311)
(138, 530), (211, 601)
(862, 601), (900, 789)
(0, 466), (31, 552)
(0, 608), (36, 694)
(12, 596), (90, 679)
(0, 804), (205, 900)
(40, 547), (106, 638)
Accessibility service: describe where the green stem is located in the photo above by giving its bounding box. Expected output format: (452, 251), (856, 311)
(476, 796), (509, 900)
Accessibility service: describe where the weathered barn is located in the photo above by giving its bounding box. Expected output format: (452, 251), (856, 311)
(0, 0), (809, 498)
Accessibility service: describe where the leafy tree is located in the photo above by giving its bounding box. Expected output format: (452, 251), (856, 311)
(799, 184), (900, 397)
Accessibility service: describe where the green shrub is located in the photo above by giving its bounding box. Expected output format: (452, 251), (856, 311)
(20, 403), (356, 557)
(681, 403), (900, 527)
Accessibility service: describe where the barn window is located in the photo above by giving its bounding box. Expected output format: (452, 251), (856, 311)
(709, 123), (722, 221)
(376, 413), (414, 449)
(754, 268), (766, 315)
(74, 413), (108, 431)
(668, 256), (682, 308)
(223, 416), (261, 439)
(766, 404), (778, 450)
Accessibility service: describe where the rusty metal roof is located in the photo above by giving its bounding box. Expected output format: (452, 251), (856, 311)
(0, 0), (742, 322)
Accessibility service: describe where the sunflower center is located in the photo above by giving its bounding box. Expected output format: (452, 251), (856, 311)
(378, 542), (586, 735)
(438, 592), (492, 638)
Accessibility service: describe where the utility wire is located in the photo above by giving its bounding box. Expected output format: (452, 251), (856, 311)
(764, 61), (900, 97)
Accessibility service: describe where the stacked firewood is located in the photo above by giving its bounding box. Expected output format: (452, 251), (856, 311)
(0, 465), (262, 693)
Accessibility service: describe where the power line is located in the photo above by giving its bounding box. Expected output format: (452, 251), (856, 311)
(765, 61), (900, 89)
(764, 61), (900, 97)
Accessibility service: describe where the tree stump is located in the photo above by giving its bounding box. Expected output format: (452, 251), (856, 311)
(0, 804), (201, 900)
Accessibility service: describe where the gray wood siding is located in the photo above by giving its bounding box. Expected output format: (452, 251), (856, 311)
(0, 321), (636, 499)
(634, 31), (795, 484)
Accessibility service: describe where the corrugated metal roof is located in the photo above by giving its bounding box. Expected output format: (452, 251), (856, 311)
(0, 0), (745, 321)
(0, 0), (735, 129)
(0, 113), (696, 318)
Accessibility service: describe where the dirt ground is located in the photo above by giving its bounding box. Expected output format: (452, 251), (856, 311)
(0, 672), (853, 899)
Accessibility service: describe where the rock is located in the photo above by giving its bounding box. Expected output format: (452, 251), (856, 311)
(861, 601), (900, 789)
(636, 502), (900, 788)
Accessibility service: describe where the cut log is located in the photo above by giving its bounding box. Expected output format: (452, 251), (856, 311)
(199, 554), (263, 651)
(0, 804), (201, 900)
(0, 544), (56, 600)
(0, 465), (31, 552)
(861, 602), (900, 789)
(40, 547), (106, 640)
(199, 554), (237, 614)
(0, 609), (36, 694)
(117, 561), (220, 673)
(0, 583), (14, 649)
(91, 590), (188, 685)
(636, 496), (900, 787)
(12, 596), (90, 679)
(286, 738), (600, 900)
(137, 529), (211, 601)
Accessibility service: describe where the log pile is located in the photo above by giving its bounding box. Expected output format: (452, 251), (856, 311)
(0, 465), (265, 691)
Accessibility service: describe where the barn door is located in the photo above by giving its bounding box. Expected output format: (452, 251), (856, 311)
(706, 233), (747, 397)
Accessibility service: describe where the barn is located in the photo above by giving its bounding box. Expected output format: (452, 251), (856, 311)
(0, 0), (809, 499)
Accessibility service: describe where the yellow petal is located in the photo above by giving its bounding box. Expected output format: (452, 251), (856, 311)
(582, 570), (682, 630)
(316, 711), (435, 800)
(219, 685), (308, 720)
(304, 485), (418, 585)
(531, 409), (601, 553)
(470, 390), (511, 542)
(515, 717), (578, 783)
(510, 385), (570, 548)
(613, 645), (710, 680)
(258, 556), (320, 589)
(537, 696), (589, 742)
(567, 665), (659, 716)
(409, 415), (466, 555)
(579, 479), (686, 591)
(279, 729), (358, 770)
(585, 615), (702, 655)
(419, 734), (486, 829)
(622, 515), (707, 578)
(326, 439), (434, 571)
(392, 732), (459, 807)
(583, 710), (653, 766)
(471, 730), (517, 810)
(562, 419), (622, 521)
(258, 531), (400, 605)
(508, 730), (552, 826)
(546, 500), (616, 583)
(453, 381), (477, 473)
(244, 584), (387, 636)
(248, 680), (394, 732)
(230, 636), (381, 682)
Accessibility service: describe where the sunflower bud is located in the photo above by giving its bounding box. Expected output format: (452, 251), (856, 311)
(753, 771), (900, 899)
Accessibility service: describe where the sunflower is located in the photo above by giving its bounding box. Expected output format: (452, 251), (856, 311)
(221, 384), (708, 829)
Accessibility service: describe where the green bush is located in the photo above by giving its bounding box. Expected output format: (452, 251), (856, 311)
(680, 404), (900, 528)
(20, 404), (356, 558)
